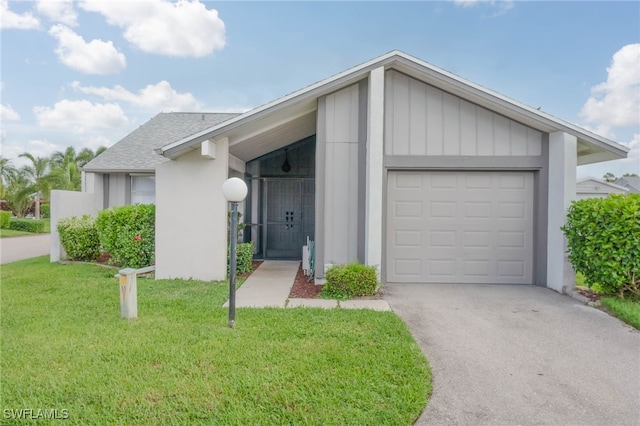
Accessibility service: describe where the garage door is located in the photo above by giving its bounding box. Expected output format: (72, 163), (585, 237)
(387, 171), (534, 284)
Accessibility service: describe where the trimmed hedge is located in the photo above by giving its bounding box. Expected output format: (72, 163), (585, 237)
(40, 204), (50, 219)
(228, 242), (254, 275)
(96, 204), (155, 269)
(9, 219), (45, 233)
(0, 211), (10, 229)
(562, 194), (640, 298)
(322, 262), (379, 300)
(57, 215), (101, 261)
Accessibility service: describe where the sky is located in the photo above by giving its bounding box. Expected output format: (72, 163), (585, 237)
(1, 0), (639, 180)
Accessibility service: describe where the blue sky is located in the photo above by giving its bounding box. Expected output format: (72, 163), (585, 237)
(1, 0), (639, 179)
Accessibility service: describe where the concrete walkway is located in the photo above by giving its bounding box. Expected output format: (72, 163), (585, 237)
(0, 234), (51, 264)
(223, 260), (391, 311)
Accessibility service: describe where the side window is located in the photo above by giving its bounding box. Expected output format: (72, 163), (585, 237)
(131, 175), (155, 204)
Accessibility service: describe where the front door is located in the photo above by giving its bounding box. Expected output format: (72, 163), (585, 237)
(264, 179), (314, 259)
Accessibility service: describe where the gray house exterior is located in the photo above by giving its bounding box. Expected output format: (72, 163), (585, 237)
(615, 176), (640, 193)
(576, 177), (629, 199)
(53, 51), (629, 293)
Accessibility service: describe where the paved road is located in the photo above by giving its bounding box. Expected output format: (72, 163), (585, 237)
(384, 284), (640, 426)
(0, 234), (50, 264)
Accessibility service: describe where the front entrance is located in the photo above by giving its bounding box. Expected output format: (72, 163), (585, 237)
(264, 178), (314, 259)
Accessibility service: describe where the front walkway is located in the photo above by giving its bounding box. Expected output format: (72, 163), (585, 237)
(223, 260), (391, 311)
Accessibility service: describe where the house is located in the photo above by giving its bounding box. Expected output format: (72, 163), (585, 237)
(52, 51), (629, 293)
(576, 177), (629, 199)
(615, 176), (640, 193)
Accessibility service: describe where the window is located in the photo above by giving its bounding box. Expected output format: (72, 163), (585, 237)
(131, 175), (155, 204)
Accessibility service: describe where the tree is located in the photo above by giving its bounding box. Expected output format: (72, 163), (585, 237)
(0, 156), (17, 200)
(18, 153), (52, 220)
(50, 146), (106, 191)
(603, 172), (617, 183)
(622, 173), (639, 178)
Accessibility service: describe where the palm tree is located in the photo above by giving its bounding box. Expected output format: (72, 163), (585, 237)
(0, 156), (17, 200)
(19, 153), (51, 219)
(49, 146), (107, 191)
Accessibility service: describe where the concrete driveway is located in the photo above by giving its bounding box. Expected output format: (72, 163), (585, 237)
(384, 284), (640, 426)
(0, 234), (50, 264)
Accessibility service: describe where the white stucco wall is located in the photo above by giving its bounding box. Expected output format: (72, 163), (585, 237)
(155, 142), (229, 281)
(365, 66), (385, 272)
(547, 131), (577, 293)
(50, 190), (100, 262)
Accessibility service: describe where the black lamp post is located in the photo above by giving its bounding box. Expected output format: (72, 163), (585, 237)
(222, 177), (248, 328)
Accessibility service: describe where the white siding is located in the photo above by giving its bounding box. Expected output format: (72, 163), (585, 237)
(385, 70), (543, 157)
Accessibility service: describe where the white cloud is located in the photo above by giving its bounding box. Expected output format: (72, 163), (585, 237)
(0, 139), (59, 166)
(34, 99), (129, 133)
(450, 0), (514, 15)
(71, 80), (203, 111)
(79, 0), (225, 57)
(36, 0), (78, 26)
(0, 0), (41, 30)
(49, 24), (126, 74)
(1, 104), (20, 121)
(580, 44), (640, 136)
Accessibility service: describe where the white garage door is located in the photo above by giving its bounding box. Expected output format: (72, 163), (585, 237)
(386, 171), (534, 284)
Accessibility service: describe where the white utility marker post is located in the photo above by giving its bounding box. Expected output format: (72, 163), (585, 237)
(118, 265), (155, 319)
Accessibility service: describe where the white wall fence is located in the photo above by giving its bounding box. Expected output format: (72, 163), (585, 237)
(50, 190), (100, 262)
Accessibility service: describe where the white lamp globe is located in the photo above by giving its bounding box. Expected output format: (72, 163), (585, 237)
(222, 177), (248, 202)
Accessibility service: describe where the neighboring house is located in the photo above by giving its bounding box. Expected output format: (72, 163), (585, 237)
(615, 176), (640, 193)
(576, 177), (628, 200)
(51, 51), (629, 294)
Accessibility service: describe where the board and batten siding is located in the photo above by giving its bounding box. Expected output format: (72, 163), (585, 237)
(384, 70), (543, 157)
(318, 83), (360, 267)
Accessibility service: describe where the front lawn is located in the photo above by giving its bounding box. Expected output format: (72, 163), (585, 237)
(1, 257), (431, 425)
(0, 228), (34, 238)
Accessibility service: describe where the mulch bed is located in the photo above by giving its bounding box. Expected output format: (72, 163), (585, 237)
(288, 262), (323, 299)
(575, 286), (602, 303)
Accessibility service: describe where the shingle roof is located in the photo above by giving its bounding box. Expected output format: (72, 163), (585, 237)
(83, 112), (240, 172)
(615, 176), (640, 193)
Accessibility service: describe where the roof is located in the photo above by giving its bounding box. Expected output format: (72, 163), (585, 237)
(576, 177), (629, 193)
(157, 50), (629, 164)
(83, 112), (240, 172)
(615, 176), (640, 193)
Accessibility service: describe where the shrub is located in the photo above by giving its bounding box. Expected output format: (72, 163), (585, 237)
(562, 194), (640, 298)
(228, 242), (254, 275)
(0, 211), (10, 229)
(40, 204), (50, 219)
(9, 219), (45, 233)
(96, 204), (155, 268)
(321, 261), (379, 300)
(57, 215), (101, 261)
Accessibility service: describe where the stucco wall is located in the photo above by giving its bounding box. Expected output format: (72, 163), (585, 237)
(155, 143), (229, 281)
(50, 189), (100, 262)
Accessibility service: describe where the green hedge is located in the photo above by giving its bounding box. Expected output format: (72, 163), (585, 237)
(0, 211), (10, 229)
(228, 242), (254, 275)
(9, 219), (45, 233)
(95, 204), (155, 269)
(40, 204), (50, 219)
(322, 262), (379, 300)
(562, 194), (640, 298)
(57, 215), (101, 261)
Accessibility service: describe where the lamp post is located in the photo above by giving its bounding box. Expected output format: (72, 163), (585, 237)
(222, 177), (248, 328)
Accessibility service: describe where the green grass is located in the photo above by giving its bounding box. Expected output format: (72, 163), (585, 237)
(1, 257), (431, 425)
(0, 228), (34, 238)
(575, 272), (640, 330)
(601, 297), (640, 330)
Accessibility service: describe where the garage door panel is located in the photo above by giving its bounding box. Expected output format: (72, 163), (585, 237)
(387, 171), (533, 284)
